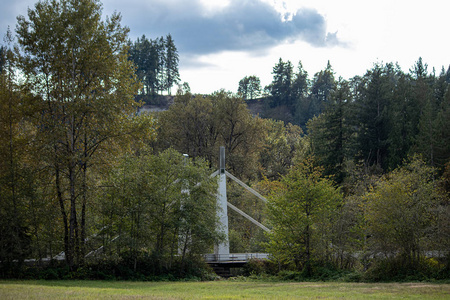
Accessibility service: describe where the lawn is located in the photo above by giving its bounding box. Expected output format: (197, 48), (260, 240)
(1, 280), (449, 299)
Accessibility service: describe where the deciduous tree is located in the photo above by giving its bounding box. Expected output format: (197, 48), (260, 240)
(265, 159), (342, 273)
(101, 149), (221, 270)
(16, 0), (140, 267)
(365, 157), (442, 264)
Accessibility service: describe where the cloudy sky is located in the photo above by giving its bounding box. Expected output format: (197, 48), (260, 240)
(1, 0), (449, 94)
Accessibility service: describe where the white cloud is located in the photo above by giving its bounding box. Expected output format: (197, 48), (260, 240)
(2, 0), (449, 94)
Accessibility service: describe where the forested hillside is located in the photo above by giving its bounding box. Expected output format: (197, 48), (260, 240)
(1, 0), (449, 281)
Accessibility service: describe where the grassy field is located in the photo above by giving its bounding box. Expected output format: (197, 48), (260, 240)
(1, 280), (449, 299)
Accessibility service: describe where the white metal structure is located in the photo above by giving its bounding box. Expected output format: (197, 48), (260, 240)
(211, 146), (270, 261)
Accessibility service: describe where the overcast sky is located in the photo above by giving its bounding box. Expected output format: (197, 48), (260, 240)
(1, 0), (449, 94)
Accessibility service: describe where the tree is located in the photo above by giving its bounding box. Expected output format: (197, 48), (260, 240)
(158, 90), (266, 180)
(164, 34), (180, 95)
(354, 63), (395, 169)
(0, 30), (34, 269)
(157, 90), (218, 164)
(128, 34), (180, 97)
(268, 58), (294, 108)
(129, 35), (157, 95)
(410, 58), (437, 167)
(308, 79), (355, 183)
(238, 75), (261, 100)
(385, 71), (415, 170)
(309, 61), (335, 117)
(365, 157), (442, 265)
(291, 61), (309, 102)
(213, 90), (266, 180)
(413, 60), (450, 170)
(258, 119), (305, 180)
(265, 159), (342, 273)
(16, 0), (140, 267)
(292, 61), (310, 128)
(433, 87), (450, 168)
(101, 149), (221, 270)
(0, 45), (5, 73)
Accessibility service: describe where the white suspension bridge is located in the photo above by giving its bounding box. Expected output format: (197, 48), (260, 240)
(29, 146), (270, 276)
(206, 146), (270, 266)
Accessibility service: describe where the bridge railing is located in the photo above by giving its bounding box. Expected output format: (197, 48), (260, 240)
(204, 253), (270, 262)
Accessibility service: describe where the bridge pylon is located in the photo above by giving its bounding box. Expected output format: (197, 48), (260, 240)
(215, 146), (229, 257)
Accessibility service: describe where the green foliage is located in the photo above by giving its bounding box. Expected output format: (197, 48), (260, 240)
(129, 34), (180, 96)
(158, 90), (265, 180)
(354, 63), (396, 169)
(265, 158), (343, 273)
(267, 58), (295, 108)
(307, 61), (336, 117)
(307, 78), (356, 183)
(0, 253), (214, 280)
(0, 29), (38, 269)
(277, 262), (348, 281)
(15, 0), (141, 267)
(238, 75), (261, 100)
(99, 149), (222, 270)
(243, 258), (278, 276)
(265, 60), (311, 125)
(365, 157), (444, 266)
(363, 256), (443, 282)
(259, 119), (306, 180)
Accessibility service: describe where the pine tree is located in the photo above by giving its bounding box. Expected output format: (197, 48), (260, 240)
(309, 61), (335, 116)
(268, 58), (294, 108)
(355, 63), (394, 169)
(164, 34), (180, 95)
(292, 61), (310, 128)
(238, 75), (261, 100)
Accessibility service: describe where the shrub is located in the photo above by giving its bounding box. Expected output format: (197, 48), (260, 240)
(362, 255), (443, 282)
(243, 258), (278, 276)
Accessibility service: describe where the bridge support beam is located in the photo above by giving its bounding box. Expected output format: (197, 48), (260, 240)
(215, 146), (229, 257)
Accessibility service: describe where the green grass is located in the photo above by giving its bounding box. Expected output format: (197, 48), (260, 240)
(1, 280), (449, 299)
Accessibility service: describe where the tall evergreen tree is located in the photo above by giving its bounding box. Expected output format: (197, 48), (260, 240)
(128, 34), (180, 97)
(268, 58), (294, 108)
(386, 70), (415, 170)
(309, 79), (355, 183)
(433, 85), (450, 168)
(355, 63), (395, 169)
(411, 58), (439, 167)
(0, 45), (5, 73)
(164, 34), (180, 95)
(238, 75), (261, 100)
(309, 61), (335, 117)
(292, 61), (310, 128)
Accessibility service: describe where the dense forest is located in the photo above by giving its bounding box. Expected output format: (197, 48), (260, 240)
(0, 0), (449, 281)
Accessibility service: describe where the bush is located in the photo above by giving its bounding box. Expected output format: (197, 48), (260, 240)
(0, 250), (217, 281)
(362, 255), (443, 282)
(243, 258), (278, 276)
(275, 261), (355, 282)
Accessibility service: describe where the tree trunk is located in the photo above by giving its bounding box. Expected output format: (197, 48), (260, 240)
(55, 164), (71, 266)
(81, 136), (88, 261)
(69, 164), (79, 268)
(305, 202), (312, 276)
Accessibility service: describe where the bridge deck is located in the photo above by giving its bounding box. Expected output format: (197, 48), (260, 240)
(204, 253), (269, 277)
(204, 253), (269, 263)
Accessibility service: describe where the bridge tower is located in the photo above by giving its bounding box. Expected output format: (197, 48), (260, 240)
(215, 146), (229, 257)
